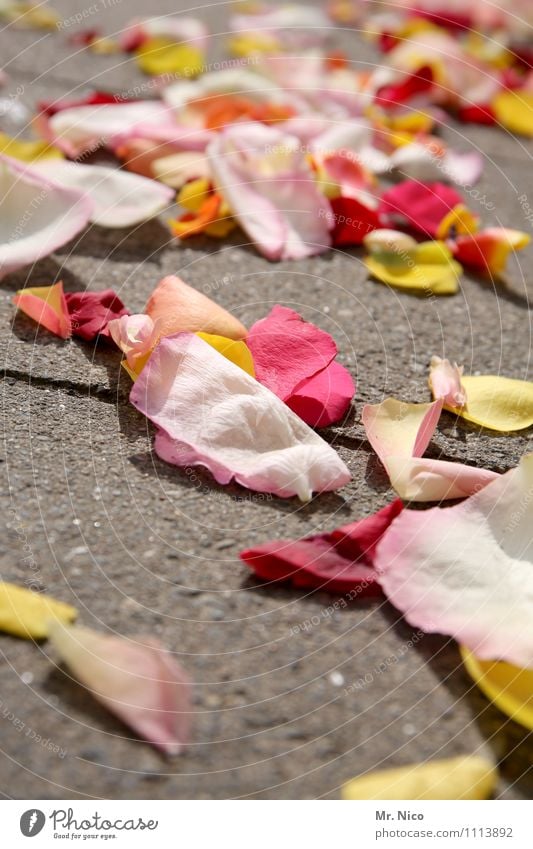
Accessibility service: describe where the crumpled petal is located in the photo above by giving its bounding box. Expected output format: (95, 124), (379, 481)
(450, 228), (530, 275)
(207, 122), (332, 260)
(240, 499), (403, 593)
(130, 333), (351, 501)
(362, 397), (498, 500)
(376, 454), (533, 667)
(428, 355), (467, 407)
(196, 332), (255, 376)
(145, 275), (247, 341)
(461, 647), (533, 731)
(0, 582), (77, 640)
(48, 620), (191, 755)
(246, 305), (355, 425)
(342, 756), (497, 801)
(108, 314), (159, 379)
(32, 160), (174, 228)
(379, 180), (478, 239)
(65, 289), (129, 341)
(13, 281), (72, 338)
(440, 374), (533, 432)
(0, 155), (93, 279)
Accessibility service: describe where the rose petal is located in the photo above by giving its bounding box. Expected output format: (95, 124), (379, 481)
(376, 454), (533, 666)
(246, 305), (337, 401)
(48, 620), (191, 755)
(329, 196), (382, 246)
(13, 281), (72, 338)
(364, 255), (461, 295)
(0, 155), (93, 278)
(0, 131), (63, 162)
(450, 227), (530, 275)
(428, 355), (467, 407)
(207, 122), (332, 260)
(0, 582), (76, 640)
(240, 499), (402, 593)
(65, 289), (129, 341)
(379, 180), (476, 239)
(492, 90), (533, 137)
(130, 333), (351, 501)
(445, 375), (533, 431)
(461, 647), (533, 731)
(287, 361), (355, 427)
(32, 160), (174, 228)
(145, 275), (247, 341)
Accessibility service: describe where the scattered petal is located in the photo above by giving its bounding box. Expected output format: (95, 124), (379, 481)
(48, 620), (191, 755)
(13, 281), (72, 338)
(130, 333), (351, 501)
(376, 455), (533, 666)
(362, 397), (498, 500)
(428, 355), (467, 407)
(451, 228), (530, 275)
(329, 196), (382, 246)
(108, 314), (159, 379)
(0, 155), (93, 279)
(492, 90), (533, 137)
(145, 275), (247, 341)
(287, 361), (355, 427)
(0, 131), (63, 162)
(240, 499), (403, 593)
(364, 254), (461, 295)
(342, 756), (497, 800)
(135, 38), (204, 78)
(207, 122), (332, 260)
(444, 374), (533, 431)
(65, 290), (129, 341)
(379, 180), (477, 239)
(461, 647), (533, 731)
(32, 160), (174, 228)
(0, 582), (77, 640)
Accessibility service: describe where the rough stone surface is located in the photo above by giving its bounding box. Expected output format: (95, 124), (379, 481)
(0, 0), (532, 800)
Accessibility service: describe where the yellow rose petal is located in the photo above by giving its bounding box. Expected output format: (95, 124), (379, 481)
(0, 131), (63, 162)
(493, 90), (533, 138)
(0, 582), (77, 640)
(446, 375), (533, 431)
(461, 647), (533, 731)
(342, 756), (497, 800)
(365, 256), (461, 295)
(177, 177), (211, 212)
(196, 332), (255, 376)
(135, 37), (204, 78)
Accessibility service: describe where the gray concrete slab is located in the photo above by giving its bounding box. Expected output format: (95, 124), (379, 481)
(0, 0), (532, 800)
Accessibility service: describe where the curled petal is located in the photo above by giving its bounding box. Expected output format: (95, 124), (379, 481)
(287, 361), (355, 428)
(461, 647), (533, 731)
(65, 289), (129, 341)
(0, 582), (76, 640)
(14, 281), (71, 338)
(429, 355), (467, 407)
(130, 333), (350, 501)
(207, 122), (332, 260)
(49, 620), (192, 755)
(379, 180), (477, 239)
(240, 499), (403, 593)
(0, 155), (93, 279)
(451, 228), (530, 275)
(108, 313), (159, 379)
(448, 375), (533, 432)
(376, 455), (533, 667)
(32, 160), (174, 228)
(145, 275), (247, 341)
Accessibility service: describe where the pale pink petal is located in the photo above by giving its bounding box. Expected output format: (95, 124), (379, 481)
(43, 101), (174, 157)
(390, 144), (484, 187)
(362, 398), (444, 464)
(31, 160), (174, 228)
(384, 456), (499, 501)
(207, 122), (332, 260)
(0, 154), (93, 279)
(130, 333), (351, 501)
(429, 356), (467, 408)
(108, 314), (158, 367)
(376, 455), (533, 667)
(49, 620), (192, 755)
